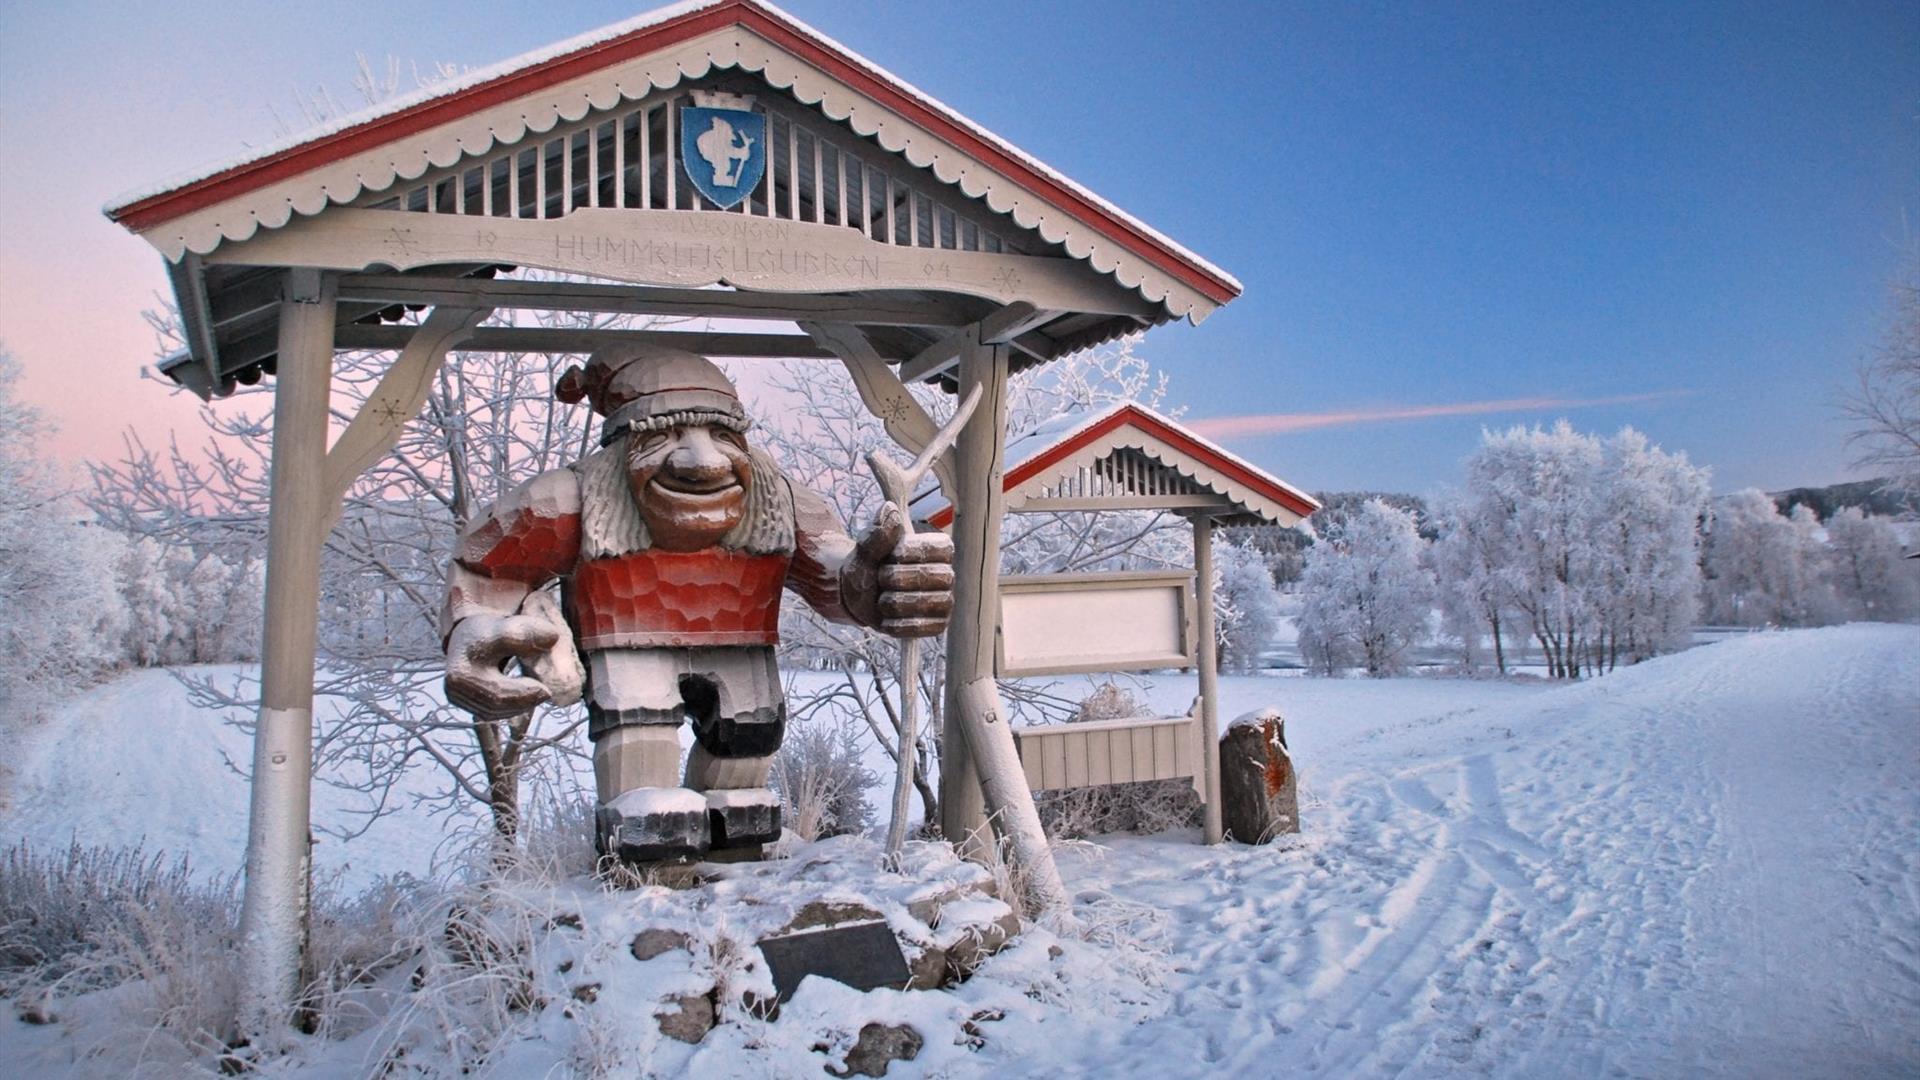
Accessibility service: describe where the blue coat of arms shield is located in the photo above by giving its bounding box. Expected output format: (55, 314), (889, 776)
(680, 105), (767, 210)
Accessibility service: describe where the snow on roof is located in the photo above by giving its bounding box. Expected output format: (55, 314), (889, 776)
(909, 400), (1320, 527)
(102, 0), (717, 213)
(104, 0), (1239, 308)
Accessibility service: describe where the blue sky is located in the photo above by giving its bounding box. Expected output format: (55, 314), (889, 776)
(2, 0), (1914, 494)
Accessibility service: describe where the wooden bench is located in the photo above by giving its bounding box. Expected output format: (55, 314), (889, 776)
(1012, 707), (1208, 801)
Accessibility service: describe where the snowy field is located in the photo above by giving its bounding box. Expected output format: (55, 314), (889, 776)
(3, 624), (1917, 1076)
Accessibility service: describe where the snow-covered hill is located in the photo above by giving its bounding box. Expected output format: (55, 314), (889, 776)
(4, 625), (1917, 1076)
(0, 667), (487, 889)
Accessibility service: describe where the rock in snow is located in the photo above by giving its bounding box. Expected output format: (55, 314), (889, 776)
(1219, 706), (1300, 842)
(830, 1021), (924, 1077)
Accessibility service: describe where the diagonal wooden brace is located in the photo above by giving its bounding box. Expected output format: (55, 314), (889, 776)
(320, 306), (492, 527)
(799, 320), (958, 497)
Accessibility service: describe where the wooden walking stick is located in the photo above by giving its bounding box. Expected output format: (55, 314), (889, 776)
(866, 385), (983, 858)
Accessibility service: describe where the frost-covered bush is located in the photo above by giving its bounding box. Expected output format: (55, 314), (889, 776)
(771, 716), (877, 840)
(0, 351), (130, 701)
(1033, 684), (1202, 838)
(0, 522), (129, 698)
(1296, 500), (1433, 677)
(0, 840), (237, 988)
(1, 836), (515, 1070)
(117, 536), (264, 666)
(0, 840), (244, 1063)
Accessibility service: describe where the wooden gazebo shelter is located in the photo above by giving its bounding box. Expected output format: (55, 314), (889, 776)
(106, 0), (1240, 1031)
(913, 402), (1318, 844)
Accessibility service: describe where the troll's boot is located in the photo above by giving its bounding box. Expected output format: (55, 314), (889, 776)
(596, 787), (711, 863)
(686, 743), (781, 855)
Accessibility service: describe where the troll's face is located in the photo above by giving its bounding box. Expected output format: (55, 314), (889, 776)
(626, 420), (754, 551)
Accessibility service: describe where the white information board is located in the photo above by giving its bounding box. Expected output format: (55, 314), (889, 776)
(996, 571), (1196, 677)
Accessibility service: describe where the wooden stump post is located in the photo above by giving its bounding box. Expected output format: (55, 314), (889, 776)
(236, 271), (336, 1038)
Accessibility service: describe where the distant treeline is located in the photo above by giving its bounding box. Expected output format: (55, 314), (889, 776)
(1769, 478), (1917, 522)
(1222, 478), (1916, 591)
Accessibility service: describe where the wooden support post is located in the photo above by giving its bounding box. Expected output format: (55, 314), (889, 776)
(237, 271), (336, 1039)
(1193, 515), (1225, 845)
(939, 327), (1002, 855)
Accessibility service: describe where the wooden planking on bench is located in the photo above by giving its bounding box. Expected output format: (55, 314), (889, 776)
(1012, 714), (1205, 798)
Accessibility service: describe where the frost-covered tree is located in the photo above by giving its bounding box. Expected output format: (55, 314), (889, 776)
(1213, 540), (1282, 673)
(115, 537), (263, 667)
(1296, 499), (1432, 677)
(1821, 507), (1920, 622)
(1467, 423), (1604, 678)
(0, 350), (129, 702)
(1437, 423), (1708, 678)
(1591, 429), (1710, 668)
(89, 301), (621, 845)
(1843, 252), (1920, 494)
(1427, 490), (1521, 673)
(1702, 489), (1837, 627)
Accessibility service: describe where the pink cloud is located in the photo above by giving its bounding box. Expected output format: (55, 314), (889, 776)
(1185, 390), (1693, 439)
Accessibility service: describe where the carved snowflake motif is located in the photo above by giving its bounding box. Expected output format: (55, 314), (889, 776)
(383, 228), (419, 257)
(992, 266), (1023, 293)
(878, 397), (912, 424)
(372, 398), (409, 425)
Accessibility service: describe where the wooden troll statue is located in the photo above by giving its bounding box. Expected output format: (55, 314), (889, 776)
(442, 345), (954, 863)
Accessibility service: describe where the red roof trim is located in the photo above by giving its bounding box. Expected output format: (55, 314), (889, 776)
(109, 1), (742, 233)
(926, 403), (1318, 529)
(108, 0), (1238, 305)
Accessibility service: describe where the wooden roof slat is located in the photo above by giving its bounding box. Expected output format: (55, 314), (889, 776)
(332, 274), (986, 327)
(332, 323), (883, 360)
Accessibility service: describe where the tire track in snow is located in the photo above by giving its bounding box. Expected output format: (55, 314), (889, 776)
(1345, 753), (1571, 1075)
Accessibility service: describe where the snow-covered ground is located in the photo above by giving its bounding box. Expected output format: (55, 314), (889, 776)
(0, 667), (491, 889)
(1066, 623), (1920, 1077)
(4, 624), (1917, 1076)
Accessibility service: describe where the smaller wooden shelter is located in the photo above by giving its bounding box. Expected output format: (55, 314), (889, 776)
(912, 402), (1319, 843)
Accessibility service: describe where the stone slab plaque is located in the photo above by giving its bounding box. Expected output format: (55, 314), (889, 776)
(758, 920), (910, 1002)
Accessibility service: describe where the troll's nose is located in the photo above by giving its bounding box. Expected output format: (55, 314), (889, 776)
(663, 429), (735, 487)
